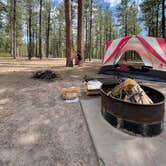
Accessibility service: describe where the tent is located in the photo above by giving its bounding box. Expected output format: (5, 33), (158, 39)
(103, 35), (166, 71)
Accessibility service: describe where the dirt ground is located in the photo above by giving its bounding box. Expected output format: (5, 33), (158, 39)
(0, 57), (101, 166)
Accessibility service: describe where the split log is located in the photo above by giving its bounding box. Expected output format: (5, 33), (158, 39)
(111, 79), (137, 96)
(108, 78), (153, 104)
(131, 84), (153, 104)
(61, 87), (81, 100)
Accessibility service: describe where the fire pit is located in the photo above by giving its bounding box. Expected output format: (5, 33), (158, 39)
(101, 84), (165, 137)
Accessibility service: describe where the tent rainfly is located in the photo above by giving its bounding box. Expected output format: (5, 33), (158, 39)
(103, 36), (166, 71)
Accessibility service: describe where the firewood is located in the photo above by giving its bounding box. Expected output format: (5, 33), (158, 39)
(109, 78), (153, 104)
(111, 79), (137, 96)
(61, 87), (81, 100)
(131, 84), (153, 104)
(62, 87), (80, 93)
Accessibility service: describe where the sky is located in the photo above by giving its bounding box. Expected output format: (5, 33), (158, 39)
(52, 0), (142, 17)
(53, 0), (63, 7)
(52, 0), (142, 7)
(52, 0), (145, 35)
(98, 0), (142, 14)
(99, 0), (142, 7)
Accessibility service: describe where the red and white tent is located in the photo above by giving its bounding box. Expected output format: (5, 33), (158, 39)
(103, 36), (166, 70)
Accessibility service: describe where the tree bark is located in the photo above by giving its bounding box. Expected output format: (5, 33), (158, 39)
(84, 14), (88, 60)
(46, 2), (51, 58)
(124, 14), (128, 36)
(10, 0), (13, 58)
(58, 25), (61, 57)
(95, 29), (98, 59)
(99, 9), (102, 59)
(76, 0), (85, 64)
(89, 0), (93, 61)
(27, 19), (29, 56)
(13, 0), (16, 59)
(28, 3), (32, 60)
(32, 30), (35, 56)
(64, 0), (73, 67)
(35, 26), (38, 57)
(156, 2), (160, 37)
(162, 0), (165, 39)
(39, 0), (42, 59)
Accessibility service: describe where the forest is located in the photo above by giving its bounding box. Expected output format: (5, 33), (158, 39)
(0, 0), (165, 66)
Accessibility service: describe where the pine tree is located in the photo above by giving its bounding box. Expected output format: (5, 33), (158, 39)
(161, 0), (165, 39)
(27, 0), (33, 59)
(76, 0), (85, 64)
(38, 0), (42, 59)
(127, 1), (141, 35)
(12, 0), (17, 59)
(116, 0), (140, 36)
(116, 0), (129, 36)
(0, 1), (7, 54)
(140, 0), (164, 37)
(16, 0), (23, 57)
(64, 0), (73, 67)
(44, 0), (51, 58)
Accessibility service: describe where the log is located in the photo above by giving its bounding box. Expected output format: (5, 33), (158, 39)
(61, 87), (81, 100)
(111, 79), (137, 96)
(109, 78), (153, 104)
(131, 84), (153, 104)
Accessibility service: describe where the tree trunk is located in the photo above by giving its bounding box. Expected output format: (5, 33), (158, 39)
(148, 26), (151, 36)
(124, 14), (128, 36)
(46, 3), (51, 58)
(65, 0), (73, 67)
(95, 29), (99, 59)
(99, 33), (102, 59)
(156, 2), (160, 37)
(10, 2), (13, 58)
(124, 11), (128, 61)
(162, 0), (165, 39)
(85, 15), (88, 60)
(27, 19), (29, 56)
(28, 3), (32, 60)
(76, 0), (85, 65)
(99, 12), (102, 59)
(13, 0), (16, 59)
(89, 0), (93, 61)
(32, 30), (35, 56)
(58, 25), (62, 57)
(39, 0), (42, 59)
(35, 27), (38, 57)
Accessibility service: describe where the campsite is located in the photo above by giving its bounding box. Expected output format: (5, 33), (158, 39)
(0, 0), (166, 166)
(0, 58), (100, 166)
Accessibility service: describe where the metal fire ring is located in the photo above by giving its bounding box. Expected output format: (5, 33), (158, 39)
(101, 84), (165, 137)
